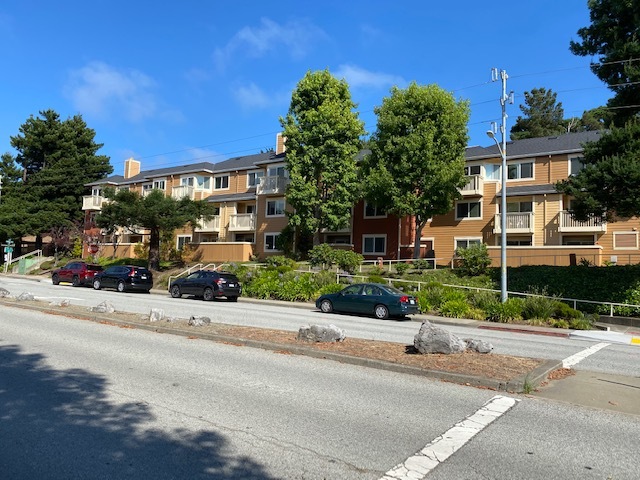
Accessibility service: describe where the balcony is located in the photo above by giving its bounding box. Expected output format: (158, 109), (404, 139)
(460, 175), (483, 196)
(194, 216), (221, 232)
(493, 212), (534, 234)
(228, 213), (256, 232)
(558, 210), (606, 233)
(82, 195), (106, 210)
(171, 185), (195, 200)
(256, 175), (289, 195)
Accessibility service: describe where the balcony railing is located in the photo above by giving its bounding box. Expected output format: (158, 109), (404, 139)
(228, 213), (256, 231)
(171, 185), (195, 200)
(558, 210), (607, 233)
(82, 195), (106, 210)
(460, 175), (483, 196)
(195, 216), (221, 232)
(493, 212), (534, 234)
(256, 175), (289, 195)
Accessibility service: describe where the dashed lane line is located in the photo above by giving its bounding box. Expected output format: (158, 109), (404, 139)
(562, 342), (610, 369)
(380, 395), (520, 480)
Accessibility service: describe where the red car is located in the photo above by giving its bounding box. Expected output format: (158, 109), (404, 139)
(51, 261), (103, 287)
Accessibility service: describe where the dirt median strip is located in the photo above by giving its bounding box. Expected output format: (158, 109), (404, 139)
(1, 298), (560, 392)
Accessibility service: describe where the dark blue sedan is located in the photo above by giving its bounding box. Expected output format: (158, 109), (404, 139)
(315, 283), (420, 319)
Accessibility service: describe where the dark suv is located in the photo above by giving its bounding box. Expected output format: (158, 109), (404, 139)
(51, 261), (103, 287)
(169, 270), (242, 301)
(92, 265), (153, 293)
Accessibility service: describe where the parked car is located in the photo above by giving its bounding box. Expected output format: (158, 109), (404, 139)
(92, 265), (153, 293)
(315, 283), (420, 319)
(170, 270), (242, 302)
(51, 261), (103, 287)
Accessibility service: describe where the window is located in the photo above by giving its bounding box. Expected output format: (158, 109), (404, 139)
(247, 170), (264, 187)
(142, 184), (153, 194)
(246, 205), (256, 214)
(455, 238), (482, 250)
(562, 235), (594, 246)
(506, 201), (533, 213)
(464, 165), (481, 176)
(327, 234), (351, 244)
(268, 165), (287, 177)
(364, 202), (386, 218)
(266, 198), (285, 216)
(363, 235), (386, 254)
(614, 232), (638, 249)
(569, 156), (585, 176)
(91, 187), (102, 196)
(214, 175), (229, 190)
(176, 235), (192, 250)
(182, 175), (211, 190)
(456, 201), (481, 219)
(265, 233), (281, 251)
(234, 233), (254, 242)
(153, 179), (166, 190)
(506, 238), (532, 246)
(485, 164), (501, 181)
(181, 177), (194, 187)
(507, 161), (534, 180)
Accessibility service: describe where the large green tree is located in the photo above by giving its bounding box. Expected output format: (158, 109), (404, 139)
(280, 69), (366, 249)
(570, 0), (640, 125)
(362, 82), (470, 258)
(510, 88), (567, 140)
(97, 188), (216, 270)
(0, 110), (112, 249)
(556, 120), (640, 221)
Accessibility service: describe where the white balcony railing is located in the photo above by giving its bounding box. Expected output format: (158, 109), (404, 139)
(494, 212), (534, 234)
(460, 175), (483, 196)
(558, 210), (607, 233)
(195, 216), (221, 232)
(82, 195), (106, 210)
(228, 213), (256, 231)
(256, 175), (289, 195)
(171, 185), (195, 200)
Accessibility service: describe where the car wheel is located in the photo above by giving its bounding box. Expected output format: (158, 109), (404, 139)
(117, 280), (126, 293)
(170, 285), (182, 298)
(203, 287), (214, 301)
(374, 304), (389, 320)
(93, 279), (101, 290)
(228, 296), (238, 302)
(320, 299), (333, 313)
(72, 275), (80, 287)
(52, 274), (60, 286)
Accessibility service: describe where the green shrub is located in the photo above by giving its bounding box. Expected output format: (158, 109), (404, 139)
(264, 255), (297, 270)
(469, 290), (499, 311)
(334, 250), (363, 274)
(412, 259), (433, 271)
(485, 298), (524, 323)
(243, 270), (280, 299)
(551, 319), (570, 329)
(276, 273), (318, 301)
(522, 290), (556, 321)
(315, 282), (345, 296)
(440, 299), (470, 318)
(308, 244), (337, 267)
(416, 285), (447, 312)
(394, 262), (411, 276)
(456, 243), (491, 276)
(368, 274), (385, 284)
(553, 301), (583, 320)
(312, 269), (339, 289)
(569, 316), (595, 330)
(441, 288), (468, 303)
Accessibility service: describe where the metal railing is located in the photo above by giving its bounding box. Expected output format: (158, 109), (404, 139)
(167, 262), (226, 289)
(4, 249), (44, 274)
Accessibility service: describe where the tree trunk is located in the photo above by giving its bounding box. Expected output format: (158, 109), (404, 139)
(413, 217), (426, 259)
(148, 228), (161, 271)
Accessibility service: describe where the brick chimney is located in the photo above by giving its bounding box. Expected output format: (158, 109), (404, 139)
(124, 157), (140, 179)
(276, 132), (286, 154)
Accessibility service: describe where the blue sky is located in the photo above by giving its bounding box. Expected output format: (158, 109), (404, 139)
(0, 1), (610, 176)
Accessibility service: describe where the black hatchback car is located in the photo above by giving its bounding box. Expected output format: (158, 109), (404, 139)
(170, 270), (241, 302)
(92, 265), (153, 293)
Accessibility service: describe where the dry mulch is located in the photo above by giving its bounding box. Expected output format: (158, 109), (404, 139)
(4, 298), (543, 383)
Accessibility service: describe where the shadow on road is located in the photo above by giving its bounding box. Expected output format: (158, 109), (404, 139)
(0, 344), (275, 479)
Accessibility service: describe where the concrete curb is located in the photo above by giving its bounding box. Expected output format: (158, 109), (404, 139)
(1, 298), (558, 393)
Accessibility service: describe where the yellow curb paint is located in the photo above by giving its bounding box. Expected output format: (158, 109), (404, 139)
(631, 337), (640, 345)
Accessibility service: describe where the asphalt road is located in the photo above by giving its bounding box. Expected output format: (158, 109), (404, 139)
(1, 305), (639, 479)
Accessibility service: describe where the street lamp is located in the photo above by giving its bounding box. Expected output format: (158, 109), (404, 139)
(487, 129), (507, 302)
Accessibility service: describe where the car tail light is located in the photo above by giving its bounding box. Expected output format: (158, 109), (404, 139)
(399, 296), (409, 303)
(128, 268), (135, 277)
(214, 278), (223, 285)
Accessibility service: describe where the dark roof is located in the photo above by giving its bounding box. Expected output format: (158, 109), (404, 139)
(466, 130), (603, 161)
(204, 192), (257, 203)
(505, 184), (558, 196)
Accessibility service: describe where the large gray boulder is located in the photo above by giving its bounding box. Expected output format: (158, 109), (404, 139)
(413, 321), (467, 354)
(297, 324), (346, 343)
(464, 338), (494, 354)
(49, 299), (70, 307)
(149, 308), (164, 322)
(88, 301), (116, 314)
(0, 287), (10, 298)
(17, 292), (35, 301)
(188, 315), (211, 327)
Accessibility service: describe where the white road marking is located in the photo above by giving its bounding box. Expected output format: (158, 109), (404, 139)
(562, 342), (610, 368)
(380, 395), (520, 480)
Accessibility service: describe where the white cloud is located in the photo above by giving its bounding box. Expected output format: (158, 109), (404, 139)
(214, 17), (326, 70)
(64, 61), (158, 122)
(232, 82), (272, 109)
(334, 64), (405, 90)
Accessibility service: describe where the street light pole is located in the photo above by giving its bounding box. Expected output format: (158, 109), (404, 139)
(487, 68), (513, 303)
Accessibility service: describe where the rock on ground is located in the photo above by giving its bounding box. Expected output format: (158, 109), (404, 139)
(414, 320), (467, 354)
(297, 324), (346, 343)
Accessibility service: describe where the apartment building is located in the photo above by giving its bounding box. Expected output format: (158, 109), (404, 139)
(82, 130), (640, 267)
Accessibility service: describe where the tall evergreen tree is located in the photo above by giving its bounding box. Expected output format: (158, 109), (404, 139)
(280, 69), (366, 249)
(362, 82), (470, 258)
(510, 88), (567, 140)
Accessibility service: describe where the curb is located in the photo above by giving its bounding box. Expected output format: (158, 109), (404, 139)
(1, 298), (557, 393)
